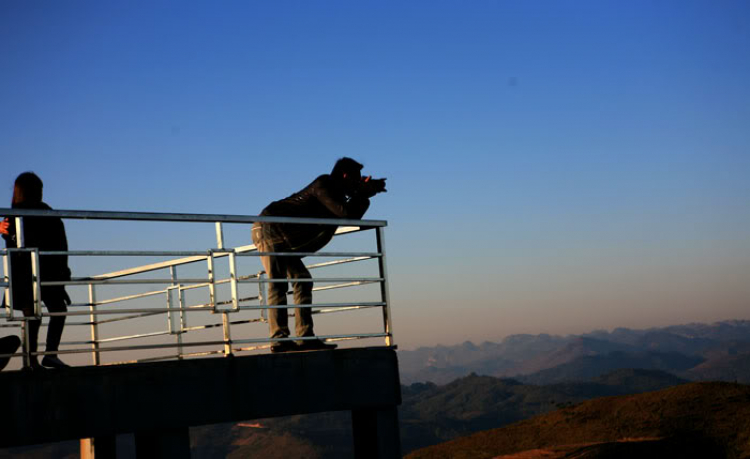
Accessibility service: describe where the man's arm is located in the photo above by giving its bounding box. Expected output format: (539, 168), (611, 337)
(313, 177), (371, 220)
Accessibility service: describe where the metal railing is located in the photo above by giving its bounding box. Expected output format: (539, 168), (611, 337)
(0, 208), (394, 370)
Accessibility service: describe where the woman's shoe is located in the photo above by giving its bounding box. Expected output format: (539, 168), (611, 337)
(41, 355), (70, 369)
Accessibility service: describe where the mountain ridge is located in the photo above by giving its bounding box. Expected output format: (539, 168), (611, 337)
(399, 320), (750, 385)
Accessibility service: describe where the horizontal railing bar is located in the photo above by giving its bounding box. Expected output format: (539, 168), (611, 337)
(81, 289), (166, 307)
(39, 250), (380, 258)
(181, 318), (264, 333)
(89, 254), (230, 281)
(43, 276), (383, 287)
(314, 305), (379, 314)
(240, 277), (384, 284)
(47, 279), (212, 285)
(92, 311), (163, 325)
(0, 208), (388, 227)
(60, 340), (95, 346)
(39, 308), (215, 317)
(29, 301), (383, 318)
(177, 255), (371, 294)
(81, 242), (259, 281)
(47, 251), (210, 256)
(309, 280), (378, 292)
(94, 317), (267, 344)
(30, 340), (232, 356)
(240, 252), (380, 258)
(97, 330), (172, 343)
(238, 302), (385, 311)
(305, 256), (374, 270)
(231, 333), (390, 346)
(188, 280), (375, 308)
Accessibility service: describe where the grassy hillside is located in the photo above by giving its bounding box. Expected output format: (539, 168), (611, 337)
(407, 382), (750, 459)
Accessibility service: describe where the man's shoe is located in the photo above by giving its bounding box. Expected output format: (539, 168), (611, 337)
(0, 336), (21, 371)
(23, 358), (46, 372)
(297, 339), (337, 351)
(42, 355), (70, 369)
(270, 341), (299, 353)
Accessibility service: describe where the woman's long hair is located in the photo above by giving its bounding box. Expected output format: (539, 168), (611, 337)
(12, 172), (43, 206)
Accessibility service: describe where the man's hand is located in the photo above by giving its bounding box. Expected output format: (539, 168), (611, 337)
(359, 176), (387, 198)
(0, 218), (9, 236)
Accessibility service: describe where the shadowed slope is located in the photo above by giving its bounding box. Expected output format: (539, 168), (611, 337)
(407, 382), (750, 459)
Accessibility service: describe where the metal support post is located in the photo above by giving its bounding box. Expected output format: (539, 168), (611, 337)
(88, 284), (101, 366)
(207, 255), (216, 308)
(352, 406), (402, 459)
(3, 250), (12, 319)
(228, 251), (239, 311)
(215, 221), (224, 249)
(135, 427), (190, 459)
(222, 312), (232, 357)
(30, 249), (41, 318)
(170, 266), (184, 359)
(14, 218), (32, 369)
(258, 270), (268, 323)
(80, 436), (116, 459)
(14, 217), (24, 248)
(376, 227), (394, 347)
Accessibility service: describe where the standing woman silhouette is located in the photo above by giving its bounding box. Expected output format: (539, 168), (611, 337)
(1, 172), (71, 369)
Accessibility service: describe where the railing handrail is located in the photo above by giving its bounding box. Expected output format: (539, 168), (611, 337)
(0, 208), (388, 227)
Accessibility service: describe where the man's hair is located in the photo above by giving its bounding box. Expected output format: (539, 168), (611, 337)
(331, 157), (363, 178)
(13, 171), (43, 205)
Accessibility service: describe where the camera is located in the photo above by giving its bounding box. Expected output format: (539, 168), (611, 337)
(360, 176), (387, 197)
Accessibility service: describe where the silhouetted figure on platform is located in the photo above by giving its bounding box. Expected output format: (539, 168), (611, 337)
(1, 172), (71, 369)
(252, 158), (386, 353)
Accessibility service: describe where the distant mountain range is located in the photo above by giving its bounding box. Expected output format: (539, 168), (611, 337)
(398, 320), (750, 385)
(406, 381), (750, 459)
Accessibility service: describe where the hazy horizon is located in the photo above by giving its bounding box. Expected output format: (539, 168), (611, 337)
(2, 1), (749, 351)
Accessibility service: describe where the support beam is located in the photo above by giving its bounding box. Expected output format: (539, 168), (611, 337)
(135, 427), (190, 459)
(80, 436), (116, 459)
(352, 406), (402, 459)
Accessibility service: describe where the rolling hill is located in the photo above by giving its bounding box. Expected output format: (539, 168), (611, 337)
(406, 381), (750, 459)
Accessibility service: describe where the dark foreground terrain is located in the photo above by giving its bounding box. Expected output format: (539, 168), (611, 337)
(407, 381), (750, 459)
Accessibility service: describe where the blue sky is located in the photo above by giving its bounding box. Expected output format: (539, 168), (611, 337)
(2, 1), (749, 349)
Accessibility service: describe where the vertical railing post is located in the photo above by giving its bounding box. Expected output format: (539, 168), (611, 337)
(375, 227), (394, 347)
(88, 284), (100, 366)
(215, 222), (224, 250)
(30, 249), (42, 318)
(258, 270), (268, 323)
(14, 217), (32, 369)
(3, 248), (12, 320)
(170, 266), (184, 359)
(214, 223), (233, 357)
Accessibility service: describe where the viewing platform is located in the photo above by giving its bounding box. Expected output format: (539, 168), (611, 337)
(0, 209), (401, 458)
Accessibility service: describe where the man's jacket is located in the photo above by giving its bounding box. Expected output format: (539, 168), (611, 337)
(259, 174), (370, 253)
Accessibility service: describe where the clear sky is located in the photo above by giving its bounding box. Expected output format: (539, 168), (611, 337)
(2, 1), (749, 350)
